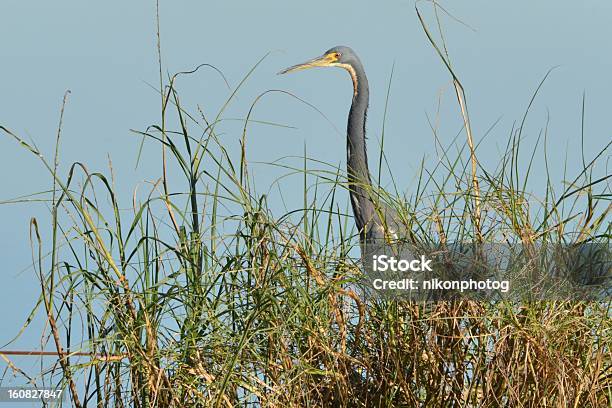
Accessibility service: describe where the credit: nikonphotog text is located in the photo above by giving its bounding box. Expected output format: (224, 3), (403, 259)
(372, 277), (510, 292)
(369, 254), (510, 294)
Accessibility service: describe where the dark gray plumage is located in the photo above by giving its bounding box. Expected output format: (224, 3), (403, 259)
(279, 46), (406, 245)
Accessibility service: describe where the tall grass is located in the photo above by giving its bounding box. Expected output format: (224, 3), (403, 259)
(1, 5), (611, 408)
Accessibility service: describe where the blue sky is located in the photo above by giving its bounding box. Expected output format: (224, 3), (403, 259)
(1, 0), (610, 390)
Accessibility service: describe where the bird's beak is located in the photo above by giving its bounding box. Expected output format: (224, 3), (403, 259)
(277, 53), (337, 75)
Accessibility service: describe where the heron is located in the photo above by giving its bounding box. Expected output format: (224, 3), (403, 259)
(279, 46), (407, 246)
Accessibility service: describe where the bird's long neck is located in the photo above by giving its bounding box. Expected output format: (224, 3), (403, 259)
(345, 61), (375, 234)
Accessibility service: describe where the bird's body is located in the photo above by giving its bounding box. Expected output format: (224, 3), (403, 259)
(280, 46), (406, 245)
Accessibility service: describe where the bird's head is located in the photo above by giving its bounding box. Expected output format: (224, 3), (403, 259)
(278, 46), (359, 75)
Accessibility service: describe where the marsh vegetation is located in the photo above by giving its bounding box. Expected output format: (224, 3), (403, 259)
(1, 5), (610, 408)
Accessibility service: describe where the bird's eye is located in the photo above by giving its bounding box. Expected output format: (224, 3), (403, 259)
(335, 52), (341, 59)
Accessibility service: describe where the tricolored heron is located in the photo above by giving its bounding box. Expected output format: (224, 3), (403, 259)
(279, 46), (405, 245)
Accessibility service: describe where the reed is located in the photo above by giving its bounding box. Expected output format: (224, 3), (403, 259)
(1, 5), (610, 407)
